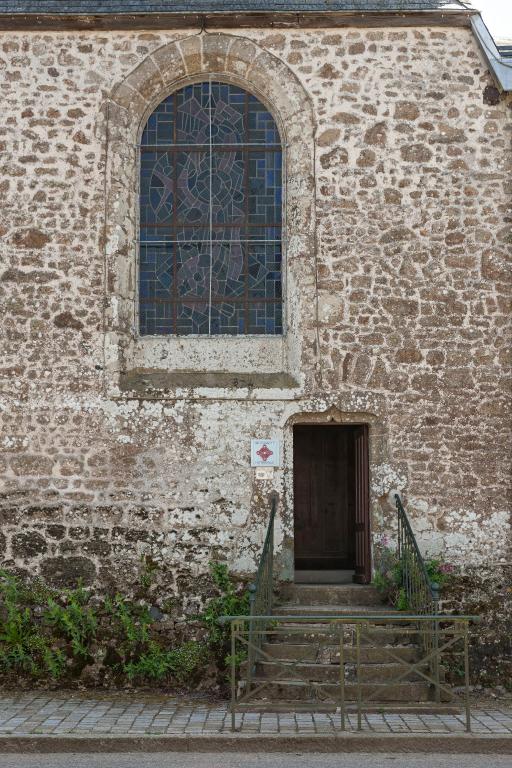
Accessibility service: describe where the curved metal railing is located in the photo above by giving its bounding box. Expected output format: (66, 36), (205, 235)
(395, 492), (439, 615)
(395, 492), (441, 699)
(246, 492), (278, 680)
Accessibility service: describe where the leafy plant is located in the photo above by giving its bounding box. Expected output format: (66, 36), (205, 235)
(139, 554), (160, 591)
(45, 583), (97, 660)
(166, 640), (208, 684)
(200, 561), (250, 654)
(0, 561), (249, 688)
(395, 587), (409, 612)
(425, 558), (455, 589)
(0, 570), (66, 679)
(103, 593), (155, 677)
(123, 639), (207, 683)
(372, 545), (404, 608)
(372, 543), (456, 610)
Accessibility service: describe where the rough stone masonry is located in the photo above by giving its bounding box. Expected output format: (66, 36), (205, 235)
(0, 17), (511, 613)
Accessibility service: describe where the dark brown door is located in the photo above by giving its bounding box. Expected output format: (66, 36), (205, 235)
(293, 425), (354, 570)
(353, 425), (371, 583)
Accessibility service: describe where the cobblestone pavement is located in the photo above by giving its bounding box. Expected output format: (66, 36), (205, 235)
(0, 694), (511, 737)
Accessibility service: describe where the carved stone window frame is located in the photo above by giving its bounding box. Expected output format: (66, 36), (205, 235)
(103, 33), (316, 397)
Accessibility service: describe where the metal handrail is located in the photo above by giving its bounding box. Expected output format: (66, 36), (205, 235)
(395, 492), (441, 700)
(395, 493), (439, 614)
(221, 614), (479, 624)
(246, 492), (278, 680)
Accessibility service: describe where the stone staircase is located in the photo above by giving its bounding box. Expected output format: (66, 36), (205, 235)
(241, 582), (443, 712)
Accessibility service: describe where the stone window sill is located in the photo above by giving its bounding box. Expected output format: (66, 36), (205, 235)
(128, 334), (286, 374)
(118, 369), (300, 399)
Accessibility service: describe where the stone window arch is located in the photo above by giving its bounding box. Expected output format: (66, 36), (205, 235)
(138, 80), (283, 336)
(104, 33), (316, 394)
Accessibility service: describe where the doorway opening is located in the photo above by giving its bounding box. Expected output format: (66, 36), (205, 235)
(292, 424), (370, 584)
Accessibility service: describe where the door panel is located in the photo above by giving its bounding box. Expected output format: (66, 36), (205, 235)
(353, 425), (371, 583)
(293, 425), (358, 570)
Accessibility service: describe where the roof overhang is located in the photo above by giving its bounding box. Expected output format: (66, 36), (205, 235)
(471, 15), (512, 92)
(0, 7), (477, 31)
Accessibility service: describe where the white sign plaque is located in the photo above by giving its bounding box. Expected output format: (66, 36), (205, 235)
(255, 467), (274, 480)
(251, 439), (280, 467)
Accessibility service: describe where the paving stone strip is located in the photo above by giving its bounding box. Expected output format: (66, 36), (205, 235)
(0, 694), (511, 737)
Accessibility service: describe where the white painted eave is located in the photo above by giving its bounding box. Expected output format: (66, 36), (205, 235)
(471, 14), (512, 92)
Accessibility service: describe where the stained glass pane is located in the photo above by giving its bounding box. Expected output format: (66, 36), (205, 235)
(176, 83), (210, 144)
(211, 242), (245, 298)
(141, 95), (174, 146)
(211, 151), (245, 226)
(140, 151), (174, 227)
(139, 244), (173, 300)
(248, 243), (282, 300)
(248, 301), (282, 335)
(210, 302), (246, 334)
(176, 241), (210, 298)
(249, 151), (282, 226)
(139, 301), (174, 335)
(210, 82), (246, 145)
(176, 302), (209, 334)
(249, 96), (280, 144)
(175, 151), (210, 226)
(139, 81), (282, 335)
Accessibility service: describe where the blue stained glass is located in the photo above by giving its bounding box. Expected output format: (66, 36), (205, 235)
(248, 243), (282, 300)
(211, 242), (245, 298)
(141, 95), (174, 146)
(211, 152), (245, 225)
(248, 302), (282, 335)
(210, 82), (246, 145)
(140, 152), (174, 225)
(210, 302), (246, 334)
(139, 81), (282, 335)
(139, 244), (174, 300)
(176, 151), (210, 226)
(176, 302), (209, 334)
(176, 242), (210, 298)
(139, 301), (174, 335)
(176, 84), (210, 144)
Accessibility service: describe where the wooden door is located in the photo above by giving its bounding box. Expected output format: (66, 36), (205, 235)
(293, 425), (356, 570)
(353, 424), (371, 583)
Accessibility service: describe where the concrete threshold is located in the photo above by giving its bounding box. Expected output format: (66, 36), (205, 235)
(0, 733), (511, 754)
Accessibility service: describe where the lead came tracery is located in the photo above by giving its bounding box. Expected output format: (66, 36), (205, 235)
(139, 81), (283, 335)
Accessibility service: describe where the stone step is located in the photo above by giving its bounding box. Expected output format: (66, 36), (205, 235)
(261, 643), (419, 664)
(243, 679), (434, 703)
(294, 569), (355, 585)
(274, 604), (406, 618)
(264, 623), (419, 645)
(254, 660), (435, 683)
(237, 700), (338, 713)
(278, 583), (382, 606)
(235, 701), (461, 714)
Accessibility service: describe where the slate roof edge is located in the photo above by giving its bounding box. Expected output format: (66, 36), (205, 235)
(0, 0), (478, 12)
(0, 7), (478, 30)
(471, 14), (512, 91)
(0, 7), (476, 14)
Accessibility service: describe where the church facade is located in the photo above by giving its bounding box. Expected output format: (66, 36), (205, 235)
(0, 1), (511, 607)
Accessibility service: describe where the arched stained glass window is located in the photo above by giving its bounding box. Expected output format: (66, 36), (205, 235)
(139, 81), (283, 335)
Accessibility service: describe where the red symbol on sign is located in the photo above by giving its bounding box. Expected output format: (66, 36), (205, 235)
(256, 444), (273, 462)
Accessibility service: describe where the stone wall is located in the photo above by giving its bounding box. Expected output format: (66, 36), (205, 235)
(0, 25), (511, 601)
(441, 564), (512, 690)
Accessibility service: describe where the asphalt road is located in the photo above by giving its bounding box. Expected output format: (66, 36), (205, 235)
(0, 754), (510, 768)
